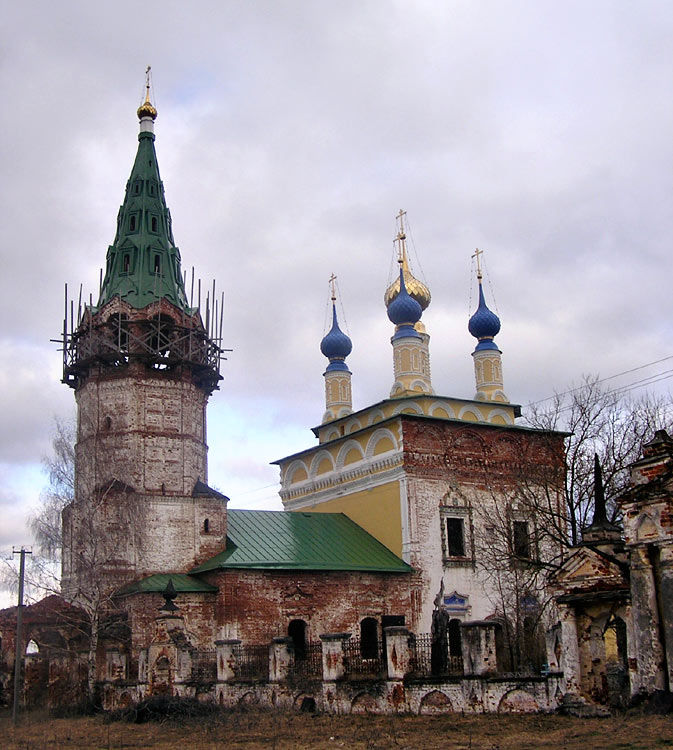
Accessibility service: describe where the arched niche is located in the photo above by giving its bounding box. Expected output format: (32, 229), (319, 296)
(365, 428), (399, 458)
(310, 451), (335, 478)
(336, 440), (364, 469)
(286, 461), (309, 484)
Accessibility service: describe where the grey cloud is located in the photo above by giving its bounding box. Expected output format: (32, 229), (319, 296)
(2, 1), (673, 519)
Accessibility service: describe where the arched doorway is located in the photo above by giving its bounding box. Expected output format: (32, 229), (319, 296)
(604, 614), (629, 707)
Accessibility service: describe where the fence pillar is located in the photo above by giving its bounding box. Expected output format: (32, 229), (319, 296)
(384, 627), (410, 680)
(215, 639), (240, 683)
(138, 648), (148, 684)
(270, 637), (293, 682)
(319, 633), (351, 681)
(558, 604), (582, 694)
(461, 620), (499, 676)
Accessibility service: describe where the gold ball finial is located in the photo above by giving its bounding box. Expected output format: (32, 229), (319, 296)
(137, 66), (158, 121)
(137, 97), (158, 121)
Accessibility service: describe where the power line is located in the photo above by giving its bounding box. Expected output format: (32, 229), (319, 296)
(526, 355), (673, 408)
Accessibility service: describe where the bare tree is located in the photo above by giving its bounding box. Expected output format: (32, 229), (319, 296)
(471, 488), (554, 672)
(30, 416), (76, 565)
(5, 415), (144, 699)
(472, 377), (671, 671)
(61, 478), (144, 696)
(524, 375), (671, 547)
(1, 418), (76, 601)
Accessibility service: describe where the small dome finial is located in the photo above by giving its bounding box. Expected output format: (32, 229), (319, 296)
(320, 274), (352, 367)
(137, 65), (158, 122)
(468, 250), (501, 349)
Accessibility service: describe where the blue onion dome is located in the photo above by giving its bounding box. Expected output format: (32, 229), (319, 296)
(387, 267), (422, 326)
(321, 304), (352, 360)
(468, 282), (501, 350)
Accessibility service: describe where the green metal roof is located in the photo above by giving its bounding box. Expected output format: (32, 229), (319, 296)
(190, 509), (412, 574)
(116, 573), (218, 595)
(98, 120), (190, 310)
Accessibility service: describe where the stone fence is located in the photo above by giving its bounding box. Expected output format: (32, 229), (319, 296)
(98, 621), (564, 714)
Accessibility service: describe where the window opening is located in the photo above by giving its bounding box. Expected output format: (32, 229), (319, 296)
(103, 416), (112, 432)
(122, 254), (130, 273)
(151, 216), (158, 232)
(288, 619), (307, 660)
(26, 639), (39, 655)
(513, 521), (531, 558)
(445, 518), (465, 557)
(154, 254), (161, 274)
(360, 617), (378, 659)
(110, 313), (129, 353)
(203, 518), (210, 533)
(129, 215), (136, 232)
(148, 314), (171, 357)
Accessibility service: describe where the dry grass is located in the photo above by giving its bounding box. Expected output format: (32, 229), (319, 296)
(2, 708), (673, 750)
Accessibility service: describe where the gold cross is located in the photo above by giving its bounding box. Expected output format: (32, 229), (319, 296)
(472, 248), (483, 279)
(395, 209), (407, 263)
(329, 273), (337, 301)
(145, 65), (152, 95)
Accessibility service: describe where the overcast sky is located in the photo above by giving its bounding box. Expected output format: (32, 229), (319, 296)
(2, 1), (673, 575)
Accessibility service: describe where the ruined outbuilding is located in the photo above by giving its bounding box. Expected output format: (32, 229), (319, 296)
(549, 436), (673, 710)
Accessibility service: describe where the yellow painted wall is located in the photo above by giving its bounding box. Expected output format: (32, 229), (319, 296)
(301, 480), (402, 556)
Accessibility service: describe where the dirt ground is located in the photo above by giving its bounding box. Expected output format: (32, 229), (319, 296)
(2, 710), (673, 750)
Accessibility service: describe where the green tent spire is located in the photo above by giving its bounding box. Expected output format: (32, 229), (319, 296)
(98, 90), (190, 310)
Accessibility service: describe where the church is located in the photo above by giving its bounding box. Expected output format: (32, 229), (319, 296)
(0, 85), (670, 715)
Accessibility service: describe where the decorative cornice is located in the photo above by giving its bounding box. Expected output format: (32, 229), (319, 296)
(282, 457), (405, 506)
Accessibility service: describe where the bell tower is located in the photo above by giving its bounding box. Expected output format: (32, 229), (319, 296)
(60, 76), (227, 599)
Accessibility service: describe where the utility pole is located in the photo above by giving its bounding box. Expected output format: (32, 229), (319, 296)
(12, 546), (31, 726)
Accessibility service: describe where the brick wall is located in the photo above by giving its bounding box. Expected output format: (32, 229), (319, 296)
(200, 568), (420, 644)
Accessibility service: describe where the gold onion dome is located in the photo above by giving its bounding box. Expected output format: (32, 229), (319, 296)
(384, 263), (431, 311)
(137, 92), (158, 121)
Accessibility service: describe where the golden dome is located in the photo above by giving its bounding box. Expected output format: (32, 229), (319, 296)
(137, 94), (158, 121)
(384, 265), (431, 311)
(385, 211), (431, 313)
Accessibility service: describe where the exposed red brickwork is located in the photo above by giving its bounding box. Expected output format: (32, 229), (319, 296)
(401, 417), (565, 488)
(121, 592), (218, 654)
(201, 569), (420, 643)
